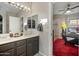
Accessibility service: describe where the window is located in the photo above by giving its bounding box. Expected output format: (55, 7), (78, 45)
(68, 19), (79, 33)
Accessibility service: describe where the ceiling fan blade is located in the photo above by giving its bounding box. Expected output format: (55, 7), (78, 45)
(71, 5), (79, 9)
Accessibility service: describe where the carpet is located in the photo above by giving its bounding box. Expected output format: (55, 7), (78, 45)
(53, 38), (78, 56)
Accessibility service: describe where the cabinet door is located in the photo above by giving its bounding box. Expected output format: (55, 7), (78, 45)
(26, 39), (33, 56)
(32, 37), (39, 55)
(16, 40), (26, 56)
(26, 36), (39, 56)
(16, 44), (26, 56)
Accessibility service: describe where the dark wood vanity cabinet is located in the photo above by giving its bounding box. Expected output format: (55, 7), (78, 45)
(33, 37), (39, 55)
(0, 36), (39, 56)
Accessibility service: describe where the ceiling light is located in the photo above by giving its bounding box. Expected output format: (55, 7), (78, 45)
(65, 10), (71, 14)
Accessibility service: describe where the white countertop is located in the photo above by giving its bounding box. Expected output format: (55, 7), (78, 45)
(0, 33), (39, 45)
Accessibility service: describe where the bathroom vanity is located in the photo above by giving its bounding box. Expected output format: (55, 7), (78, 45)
(0, 34), (39, 56)
(0, 2), (40, 56)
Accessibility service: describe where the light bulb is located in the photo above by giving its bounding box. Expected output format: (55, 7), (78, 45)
(65, 10), (71, 14)
(40, 18), (48, 25)
(16, 3), (20, 6)
(24, 23), (27, 25)
(28, 8), (30, 11)
(24, 7), (27, 9)
(20, 5), (24, 8)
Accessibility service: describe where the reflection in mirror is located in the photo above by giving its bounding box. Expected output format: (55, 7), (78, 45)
(27, 17), (31, 28)
(26, 15), (38, 30)
(9, 16), (21, 33)
(32, 15), (38, 29)
(0, 2), (31, 34)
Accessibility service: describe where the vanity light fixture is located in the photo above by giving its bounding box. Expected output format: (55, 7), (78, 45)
(16, 3), (20, 7)
(8, 2), (31, 12)
(23, 7), (28, 11)
(40, 18), (48, 25)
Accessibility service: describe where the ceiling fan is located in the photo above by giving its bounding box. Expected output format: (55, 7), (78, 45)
(58, 3), (79, 14)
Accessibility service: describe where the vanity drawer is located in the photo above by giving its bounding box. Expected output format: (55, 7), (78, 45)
(0, 49), (15, 56)
(16, 44), (26, 55)
(0, 42), (15, 52)
(16, 40), (26, 47)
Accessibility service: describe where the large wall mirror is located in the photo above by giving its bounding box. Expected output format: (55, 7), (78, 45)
(0, 2), (31, 34)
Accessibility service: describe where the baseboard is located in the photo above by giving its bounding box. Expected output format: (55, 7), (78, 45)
(39, 51), (47, 56)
